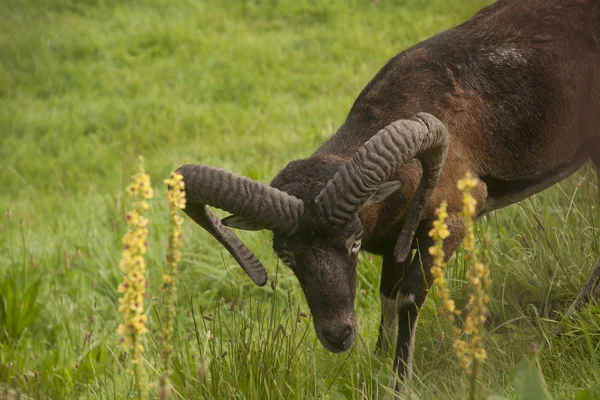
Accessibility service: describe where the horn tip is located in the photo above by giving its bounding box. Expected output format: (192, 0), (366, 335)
(254, 274), (268, 287)
(394, 242), (411, 264)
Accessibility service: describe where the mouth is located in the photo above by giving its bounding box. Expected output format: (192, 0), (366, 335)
(321, 334), (354, 353)
(315, 321), (356, 353)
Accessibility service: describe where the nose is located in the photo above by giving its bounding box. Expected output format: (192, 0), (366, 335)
(322, 324), (354, 352)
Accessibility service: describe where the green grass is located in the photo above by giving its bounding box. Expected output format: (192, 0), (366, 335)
(1, 0), (599, 398)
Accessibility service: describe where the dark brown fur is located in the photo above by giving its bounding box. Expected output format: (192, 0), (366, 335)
(268, 0), (600, 385)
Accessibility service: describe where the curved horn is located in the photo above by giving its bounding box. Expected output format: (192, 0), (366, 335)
(175, 164), (304, 286)
(315, 112), (449, 263)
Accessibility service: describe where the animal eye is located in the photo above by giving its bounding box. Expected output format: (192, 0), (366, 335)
(350, 233), (362, 255)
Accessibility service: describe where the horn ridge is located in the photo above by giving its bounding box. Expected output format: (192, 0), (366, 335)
(176, 164), (304, 285)
(315, 113), (449, 262)
(178, 164), (303, 236)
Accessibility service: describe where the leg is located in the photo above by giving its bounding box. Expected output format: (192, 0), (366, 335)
(376, 255), (409, 356)
(391, 214), (465, 385)
(562, 256), (600, 319)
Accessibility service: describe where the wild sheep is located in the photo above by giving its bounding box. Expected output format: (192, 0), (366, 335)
(175, 0), (600, 387)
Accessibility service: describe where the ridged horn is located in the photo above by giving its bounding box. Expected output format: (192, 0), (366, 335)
(315, 112), (449, 263)
(176, 164), (304, 286)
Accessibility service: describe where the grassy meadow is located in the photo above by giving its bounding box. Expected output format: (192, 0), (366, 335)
(1, 0), (599, 398)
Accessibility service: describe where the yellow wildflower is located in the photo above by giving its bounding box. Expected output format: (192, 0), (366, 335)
(453, 339), (470, 372)
(457, 172), (478, 192)
(117, 155), (152, 400)
(455, 171), (491, 400)
(473, 348), (487, 360)
(429, 172), (491, 399)
(159, 172), (186, 397)
(458, 172), (479, 253)
(429, 201), (457, 322)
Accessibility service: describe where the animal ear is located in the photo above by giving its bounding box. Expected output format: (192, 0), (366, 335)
(221, 215), (265, 231)
(363, 181), (402, 207)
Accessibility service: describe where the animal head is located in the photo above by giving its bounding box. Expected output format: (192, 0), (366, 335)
(176, 112), (448, 352)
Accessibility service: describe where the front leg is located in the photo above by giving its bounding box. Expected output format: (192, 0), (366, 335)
(376, 255), (410, 356)
(555, 256), (600, 334)
(389, 214), (465, 384)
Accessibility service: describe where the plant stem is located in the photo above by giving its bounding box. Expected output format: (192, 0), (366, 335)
(132, 336), (149, 400)
(469, 358), (479, 400)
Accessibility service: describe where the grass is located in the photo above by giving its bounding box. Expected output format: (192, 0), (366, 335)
(1, 0), (599, 398)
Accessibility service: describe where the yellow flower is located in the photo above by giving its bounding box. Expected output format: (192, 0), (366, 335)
(160, 171), (186, 394)
(453, 339), (471, 372)
(438, 226), (450, 239)
(430, 172), (491, 393)
(164, 173), (187, 210)
(436, 206), (449, 219)
(429, 201), (457, 323)
(457, 172), (478, 192)
(453, 171), (490, 383)
(117, 155), (152, 400)
(462, 195), (477, 216)
(473, 348), (487, 360)
(443, 299), (456, 314)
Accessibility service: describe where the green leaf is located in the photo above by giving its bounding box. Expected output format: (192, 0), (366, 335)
(19, 303), (42, 333)
(514, 359), (551, 400)
(22, 279), (41, 312)
(0, 275), (42, 339)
